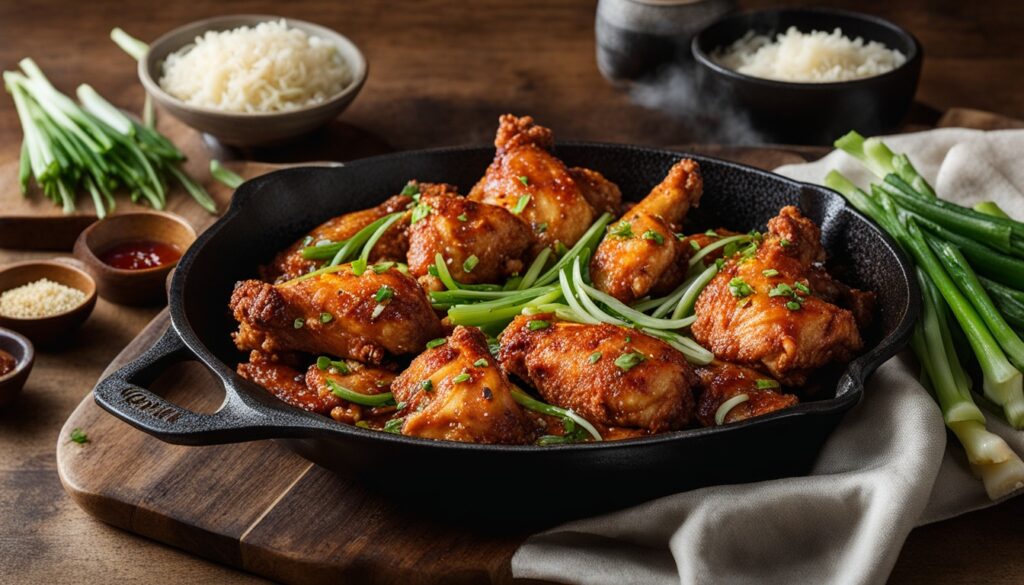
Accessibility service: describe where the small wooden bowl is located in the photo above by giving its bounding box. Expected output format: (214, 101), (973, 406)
(74, 211), (196, 306)
(0, 326), (34, 407)
(0, 260), (98, 347)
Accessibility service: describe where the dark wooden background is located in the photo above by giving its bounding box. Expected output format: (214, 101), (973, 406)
(1, 1), (1022, 583)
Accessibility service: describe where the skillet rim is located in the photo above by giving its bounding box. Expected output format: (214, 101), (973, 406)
(168, 142), (919, 452)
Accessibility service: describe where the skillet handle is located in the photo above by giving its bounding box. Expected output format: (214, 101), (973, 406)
(93, 325), (338, 445)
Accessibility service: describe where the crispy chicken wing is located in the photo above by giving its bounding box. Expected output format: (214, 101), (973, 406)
(406, 192), (533, 289)
(694, 360), (798, 427)
(691, 206), (865, 385)
(590, 160), (703, 302)
(499, 314), (696, 432)
(469, 115), (609, 252)
(237, 358), (328, 414)
(390, 326), (535, 444)
(263, 182), (459, 282)
(263, 194), (411, 282)
(305, 360), (397, 425)
(568, 167), (623, 216)
(230, 265), (444, 364)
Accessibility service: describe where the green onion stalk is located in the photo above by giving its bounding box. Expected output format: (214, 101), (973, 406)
(827, 136), (1024, 432)
(911, 269), (1024, 499)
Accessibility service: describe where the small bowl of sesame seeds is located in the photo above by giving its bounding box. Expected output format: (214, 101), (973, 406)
(0, 260), (97, 347)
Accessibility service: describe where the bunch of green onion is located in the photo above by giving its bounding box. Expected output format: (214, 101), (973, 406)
(825, 131), (1024, 499)
(3, 57), (215, 217)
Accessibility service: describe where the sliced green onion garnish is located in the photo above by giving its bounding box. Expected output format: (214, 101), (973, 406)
(715, 393), (749, 425)
(426, 338), (447, 349)
(327, 379), (395, 407)
(463, 254), (479, 273)
(510, 386), (601, 442)
(756, 379), (780, 389)
(511, 194), (531, 214)
(527, 319), (550, 331)
(614, 351), (645, 372)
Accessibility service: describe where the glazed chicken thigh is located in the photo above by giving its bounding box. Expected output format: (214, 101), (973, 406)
(230, 264), (445, 364)
(469, 115), (620, 253)
(390, 326), (536, 444)
(406, 191), (533, 289)
(499, 314), (696, 432)
(590, 159), (704, 303)
(691, 206), (865, 386)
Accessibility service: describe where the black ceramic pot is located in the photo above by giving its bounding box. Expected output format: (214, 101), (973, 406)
(93, 144), (918, 520)
(692, 8), (923, 145)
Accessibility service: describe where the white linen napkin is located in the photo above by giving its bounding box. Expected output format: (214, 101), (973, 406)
(511, 128), (1024, 585)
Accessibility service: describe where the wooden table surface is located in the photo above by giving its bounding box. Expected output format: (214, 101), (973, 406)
(1, 1), (1021, 583)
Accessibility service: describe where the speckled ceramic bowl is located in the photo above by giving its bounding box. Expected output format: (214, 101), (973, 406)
(139, 15), (368, 146)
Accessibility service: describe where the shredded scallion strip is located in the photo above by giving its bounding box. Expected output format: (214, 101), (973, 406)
(715, 393), (750, 425)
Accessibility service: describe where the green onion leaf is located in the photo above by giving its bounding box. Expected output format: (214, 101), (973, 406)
(320, 312), (333, 323)
(293, 318), (305, 329)
(463, 255), (479, 273)
(426, 338), (447, 349)
(762, 268), (779, 278)
(756, 379), (780, 389)
(512, 194), (531, 215)
(518, 175), (529, 186)
(453, 371), (471, 384)
(327, 379), (395, 407)
(609, 221), (634, 239)
(643, 230), (665, 245)
(527, 319), (550, 331)
(473, 358), (489, 367)
(614, 351), (645, 372)
(588, 351), (602, 364)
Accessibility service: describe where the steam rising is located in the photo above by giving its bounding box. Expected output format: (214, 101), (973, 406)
(628, 64), (766, 145)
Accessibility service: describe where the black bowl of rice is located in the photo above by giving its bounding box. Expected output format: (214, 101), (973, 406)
(140, 15), (368, 147)
(692, 8), (922, 145)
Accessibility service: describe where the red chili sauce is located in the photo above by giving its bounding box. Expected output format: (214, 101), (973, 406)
(99, 240), (182, 270)
(0, 349), (16, 377)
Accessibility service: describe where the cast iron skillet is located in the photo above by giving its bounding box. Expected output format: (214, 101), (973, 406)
(93, 144), (918, 519)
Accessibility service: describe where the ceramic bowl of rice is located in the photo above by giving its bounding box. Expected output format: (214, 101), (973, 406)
(692, 8), (922, 145)
(140, 15), (368, 146)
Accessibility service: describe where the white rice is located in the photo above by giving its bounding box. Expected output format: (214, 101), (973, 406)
(713, 26), (906, 83)
(159, 19), (352, 113)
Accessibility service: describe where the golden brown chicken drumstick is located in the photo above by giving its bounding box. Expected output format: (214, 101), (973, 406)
(389, 326), (536, 443)
(406, 191), (533, 289)
(590, 159), (704, 303)
(691, 206), (866, 386)
(693, 360), (798, 427)
(231, 264), (445, 364)
(262, 182), (459, 282)
(469, 115), (621, 253)
(498, 314), (696, 433)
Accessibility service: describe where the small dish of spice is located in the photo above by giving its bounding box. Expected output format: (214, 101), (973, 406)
(0, 260), (97, 346)
(0, 327), (34, 406)
(74, 211), (196, 305)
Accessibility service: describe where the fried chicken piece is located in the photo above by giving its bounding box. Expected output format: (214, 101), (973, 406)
(406, 192), (533, 289)
(498, 314), (696, 432)
(237, 359), (329, 414)
(806, 268), (877, 330)
(263, 182), (459, 282)
(590, 160), (703, 303)
(694, 360), (799, 427)
(305, 360), (397, 425)
(681, 227), (743, 263)
(230, 265), (444, 364)
(390, 326), (535, 444)
(469, 114), (606, 253)
(691, 206), (865, 386)
(568, 167), (622, 216)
